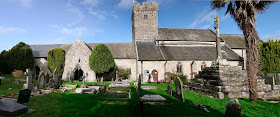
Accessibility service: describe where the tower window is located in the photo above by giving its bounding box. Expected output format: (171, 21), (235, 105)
(144, 15), (148, 20)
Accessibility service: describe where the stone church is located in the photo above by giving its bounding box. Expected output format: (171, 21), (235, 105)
(30, 2), (246, 82)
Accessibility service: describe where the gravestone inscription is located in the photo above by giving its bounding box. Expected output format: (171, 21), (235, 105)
(17, 89), (31, 104)
(175, 77), (185, 102)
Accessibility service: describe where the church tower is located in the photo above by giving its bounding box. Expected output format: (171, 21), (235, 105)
(132, 2), (159, 43)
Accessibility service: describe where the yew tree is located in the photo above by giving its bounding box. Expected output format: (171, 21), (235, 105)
(89, 44), (115, 82)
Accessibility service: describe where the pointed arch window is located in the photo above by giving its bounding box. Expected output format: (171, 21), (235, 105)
(177, 62), (183, 74)
(201, 62), (207, 70)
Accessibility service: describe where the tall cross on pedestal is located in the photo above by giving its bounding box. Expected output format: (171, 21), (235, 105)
(214, 16), (222, 59)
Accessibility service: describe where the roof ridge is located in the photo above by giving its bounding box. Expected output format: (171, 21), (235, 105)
(158, 27), (208, 30)
(221, 34), (243, 36)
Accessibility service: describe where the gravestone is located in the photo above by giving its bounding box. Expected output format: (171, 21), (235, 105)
(0, 76), (5, 85)
(37, 71), (45, 89)
(175, 77), (185, 102)
(102, 84), (107, 97)
(81, 73), (87, 88)
(136, 75), (143, 116)
(53, 69), (58, 83)
(225, 98), (242, 117)
(48, 78), (54, 88)
(45, 73), (50, 83)
(23, 69), (33, 90)
(17, 89), (31, 104)
(167, 84), (172, 96)
(0, 100), (28, 116)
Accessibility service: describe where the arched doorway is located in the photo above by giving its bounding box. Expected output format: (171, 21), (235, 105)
(74, 69), (83, 81)
(35, 66), (40, 79)
(151, 70), (158, 82)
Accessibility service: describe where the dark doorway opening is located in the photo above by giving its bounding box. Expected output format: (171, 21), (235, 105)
(74, 69), (83, 81)
(35, 66), (40, 79)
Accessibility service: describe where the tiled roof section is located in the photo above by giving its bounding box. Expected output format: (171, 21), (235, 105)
(30, 44), (63, 58)
(136, 41), (165, 61)
(86, 42), (136, 59)
(159, 45), (243, 61)
(221, 34), (246, 49)
(31, 42), (135, 59)
(158, 28), (217, 42)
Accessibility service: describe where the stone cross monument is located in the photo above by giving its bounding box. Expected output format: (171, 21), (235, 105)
(211, 16), (229, 66)
(214, 16), (222, 59)
(23, 68), (34, 90)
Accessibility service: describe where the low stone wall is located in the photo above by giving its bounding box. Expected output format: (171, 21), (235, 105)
(188, 66), (280, 99)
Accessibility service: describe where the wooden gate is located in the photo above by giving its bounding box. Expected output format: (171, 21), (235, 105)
(151, 70), (158, 82)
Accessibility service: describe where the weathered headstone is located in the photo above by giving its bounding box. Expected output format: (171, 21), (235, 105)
(37, 71), (45, 89)
(167, 84), (172, 96)
(136, 74), (143, 116)
(17, 89), (31, 104)
(102, 84), (107, 97)
(45, 73), (50, 83)
(23, 69), (33, 90)
(81, 74), (87, 88)
(0, 100), (28, 116)
(48, 78), (54, 88)
(225, 98), (242, 117)
(175, 77), (185, 102)
(53, 69), (58, 83)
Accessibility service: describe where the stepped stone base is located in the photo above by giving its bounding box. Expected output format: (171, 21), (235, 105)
(189, 66), (280, 99)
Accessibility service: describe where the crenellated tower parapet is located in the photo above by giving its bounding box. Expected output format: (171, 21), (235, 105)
(132, 2), (159, 42)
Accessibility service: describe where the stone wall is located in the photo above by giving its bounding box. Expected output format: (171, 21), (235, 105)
(115, 59), (137, 81)
(231, 49), (246, 69)
(62, 39), (96, 82)
(33, 58), (52, 77)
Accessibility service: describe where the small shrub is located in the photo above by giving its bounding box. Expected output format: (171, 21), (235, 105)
(117, 67), (131, 80)
(12, 70), (24, 80)
(170, 72), (188, 84)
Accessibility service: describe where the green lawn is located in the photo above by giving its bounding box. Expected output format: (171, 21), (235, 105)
(1, 76), (280, 117)
(0, 74), (24, 96)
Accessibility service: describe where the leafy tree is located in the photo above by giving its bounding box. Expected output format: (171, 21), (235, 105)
(258, 40), (280, 75)
(6, 42), (35, 72)
(89, 44), (115, 82)
(211, 1), (276, 102)
(0, 50), (9, 74)
(47, 48), (65, 75)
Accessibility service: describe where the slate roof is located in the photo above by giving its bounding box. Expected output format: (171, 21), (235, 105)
(136, 41), (242, 61)
(160, 45), (243, 61)
(30, 44), (62, 58)
(31, 42), (136, 59)
(136, 40), (165, 61)
(157, 28), (218, 42)
(86, 43), (135, 59)
(221, 34), (246, 49)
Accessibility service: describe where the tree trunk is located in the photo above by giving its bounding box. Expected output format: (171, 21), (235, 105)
(243, 20), (259, 103)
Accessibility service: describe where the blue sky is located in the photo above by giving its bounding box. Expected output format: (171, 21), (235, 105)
(0, 0), (279, 52)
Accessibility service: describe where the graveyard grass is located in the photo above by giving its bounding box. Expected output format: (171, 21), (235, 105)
(1, 77), (280, 116)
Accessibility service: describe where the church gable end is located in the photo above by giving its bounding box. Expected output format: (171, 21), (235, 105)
(62, 38), (96, 82)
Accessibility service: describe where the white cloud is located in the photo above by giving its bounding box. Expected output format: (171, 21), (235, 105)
(80, 0), (101, 7)
(117, 0), (133, 10)
(88, 8), (118, 20)
(188, 8), (230, 29)
(261, 30), (280, 41)
(188, 10), (217, 29)
(20, 0), (32, 8)
(0, 26), (26, 33)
